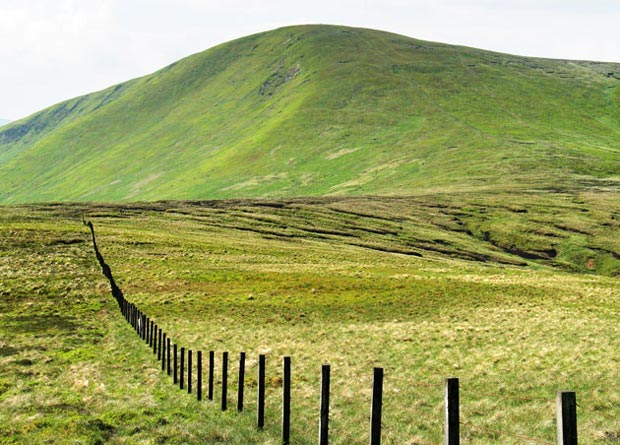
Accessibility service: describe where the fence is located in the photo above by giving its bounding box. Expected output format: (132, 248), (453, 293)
(86, 221), (580, 445)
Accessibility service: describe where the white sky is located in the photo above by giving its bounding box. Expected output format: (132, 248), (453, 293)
(1, 0), (619, 121)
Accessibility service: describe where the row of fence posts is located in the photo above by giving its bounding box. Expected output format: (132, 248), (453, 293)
(89, 220), (580, 445)
(120, 297), (578, 445)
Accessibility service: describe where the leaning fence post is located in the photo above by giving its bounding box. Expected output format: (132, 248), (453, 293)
(222, 351), (228, 411)
(319, 364), (330, 445)
(445, 377), (459, 445)
(283, 356), (291, 445)
(370, 367), (384, 445)
(557, 391), (577, 445)
(208, 351), (215, 401)
(258, 354), (266, 429)
(238, 352), (246, 412)
(197, 351), (203, 401)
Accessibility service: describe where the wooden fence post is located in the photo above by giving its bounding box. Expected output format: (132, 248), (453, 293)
(209, 351), (215, 401)
(197, 351), (202, 401)
(258, 354), (266, 429)
(161, 333), (167, 371)
(370, 367), (384, 445)
(444, 377), (459, 445)
(283, 356), (291, 445)
(319, 364), (330, 445)
(222, 351), (228, 411)
(173, 344), (178, 384)
(157, 328), (162, 360)
(167, 338), (171, 376)
(188, 350), (192, 394)
(144, 316), (149, 342)
(238, 352), (246, 412)
(180, 347), (185, 390)
(557, 391), (577, 445)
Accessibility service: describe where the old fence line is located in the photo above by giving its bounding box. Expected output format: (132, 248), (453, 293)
(86, 220), (579, 445)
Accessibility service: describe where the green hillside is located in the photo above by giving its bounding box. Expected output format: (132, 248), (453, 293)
(1, 24), (620, 204)
(0, 119), (10, 127)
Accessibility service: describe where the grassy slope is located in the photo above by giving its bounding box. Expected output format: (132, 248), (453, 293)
(1, 25), (620, 203)
(2, 196), (620, 444)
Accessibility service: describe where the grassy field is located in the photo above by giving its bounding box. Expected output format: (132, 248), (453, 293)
(2, 192), (620, 444)
(1, 24), (620, 204)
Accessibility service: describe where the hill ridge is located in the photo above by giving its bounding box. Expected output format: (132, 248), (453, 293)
(1, 24), (620, 204)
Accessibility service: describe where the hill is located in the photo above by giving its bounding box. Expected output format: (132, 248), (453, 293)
(1, 24), (620, 204)
(0, 119), (10, 127)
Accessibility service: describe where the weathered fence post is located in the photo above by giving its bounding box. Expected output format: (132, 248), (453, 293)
(197, 350), (203, 401)
(157, 328), (162, 360)
(283, 356), (291, 445)
(173, 344), (178, 384)
(370, 367), (384, 445)
(238, 352), (246, 412)
(180, 347), (185, 390)
(557, 391), (578, 445)
(444, 377), (459, 445)
(188, 349), (193, 394)
(319, 364), (330, 445)
(258, 354), (266, 429)
(167, 338), (171, 376)
(153, 324), (158, 354)
(222, 351), (228, 411)
(161, 333), (167, 371)
(208, 351), (215, 401)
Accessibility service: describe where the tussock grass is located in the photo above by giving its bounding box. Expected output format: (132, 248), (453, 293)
(1, 193), (620, 443)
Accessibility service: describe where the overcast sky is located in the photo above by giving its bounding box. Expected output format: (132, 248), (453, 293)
(1, 0), (619, 121)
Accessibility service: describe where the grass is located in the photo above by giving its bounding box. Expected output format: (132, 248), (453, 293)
(2, 191), (620, 444)
(1, 25), (620, 204)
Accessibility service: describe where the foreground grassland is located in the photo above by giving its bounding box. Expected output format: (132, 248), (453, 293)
(1, 192), (620, 444)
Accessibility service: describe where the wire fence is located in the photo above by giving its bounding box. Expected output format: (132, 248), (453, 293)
(88, 221), (585, 445)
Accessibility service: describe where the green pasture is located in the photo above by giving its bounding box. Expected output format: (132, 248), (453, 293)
(2, 192), (620, 444)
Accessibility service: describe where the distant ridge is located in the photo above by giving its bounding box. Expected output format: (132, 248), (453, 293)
(1, 24), (619, 204)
